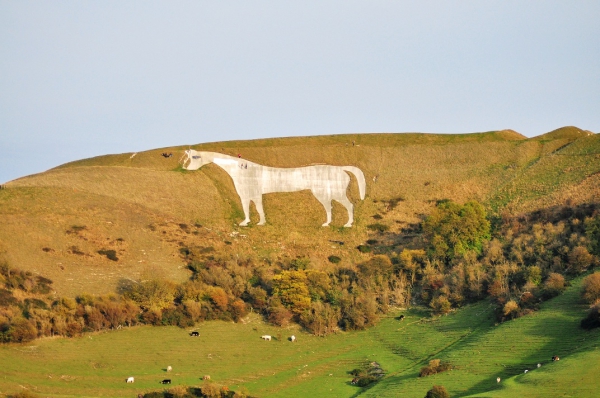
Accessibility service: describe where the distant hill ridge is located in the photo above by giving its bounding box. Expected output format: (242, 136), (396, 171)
(1, 126), (598, 297)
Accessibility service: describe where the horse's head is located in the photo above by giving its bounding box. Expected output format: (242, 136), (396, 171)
(180, 150), (207, 170)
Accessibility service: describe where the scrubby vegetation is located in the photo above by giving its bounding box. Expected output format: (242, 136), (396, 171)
(419, 359), (452, 377)
(349, 361), (385, 387)
(1, 201), (599, 343)
(424, 385), (450, 398)
(142, 384), (250, 398)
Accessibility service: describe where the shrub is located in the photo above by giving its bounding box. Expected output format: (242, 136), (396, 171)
(367, 223), (389, 233)
(328, 255), (341, 264)
(357, 245), (372, 253)
(580, 302), (600, 330)
(542, 273), (566, 299)
(420, 359), (452, 377)
(425, 385), (450, 398)
(430, 296), (452, 315)
(503, 300), (520, 319)
(98, 249), (118, 261)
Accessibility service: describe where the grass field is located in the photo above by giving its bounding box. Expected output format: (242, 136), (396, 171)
(0, 276), (597, 398)
(1, 128), (599, 397)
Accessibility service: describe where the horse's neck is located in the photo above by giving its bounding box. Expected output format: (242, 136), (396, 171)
(203, 152), (242, 173)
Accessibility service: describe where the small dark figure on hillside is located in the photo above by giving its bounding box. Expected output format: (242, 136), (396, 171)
(351, 377), (359, 385)
(397, 315), (405, 321)
(190, 331), (199, 337)
(161, 379), (171, 384)
(161, 152), (173, 158)
(552, 355), (560, 361)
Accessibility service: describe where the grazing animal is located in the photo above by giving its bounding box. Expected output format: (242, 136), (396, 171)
(398, 315), (405, 321)
(261, 335), (272, 341)
(552, 356), (560, 361)
(290, 335), (296, 342)
(126, 376), (134, 383)
(161, 152), (173, 158)
(203, 375), (211, 380)
(351, 377), (359, 385)
(190, 331), (199, 337)
(181, 150), (366, 227)
(161, 379), (171, 384)
(166, 366), (172, 372)
(497, 377), (501, 383)
(537, 363), (541, 368)
(524, 369), (528, 374)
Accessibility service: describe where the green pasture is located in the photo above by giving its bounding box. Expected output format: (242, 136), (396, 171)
(1, 276), (599, 398)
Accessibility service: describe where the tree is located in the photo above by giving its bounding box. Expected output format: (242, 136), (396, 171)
(272, 270), (311, 315)
(423, 200), (491, 261)
(125, 279), (176, 311)
(585, 213), (600, 256)
(582, 273), (600, 304)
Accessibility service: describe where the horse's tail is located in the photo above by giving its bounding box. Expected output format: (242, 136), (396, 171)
(342, 166), (366, 200)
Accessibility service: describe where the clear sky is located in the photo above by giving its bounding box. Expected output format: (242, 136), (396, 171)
(1, 1), (599, 184)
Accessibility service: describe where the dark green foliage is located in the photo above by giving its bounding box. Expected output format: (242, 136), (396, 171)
(425, 385), (450, 398)
(366, 239), (379, 245)
(349, 361), (385, 387)
(328, 255), (341, 264)
(384, 196), (405, 210)
(66, 225), (86, 234)
(423, 200), (490, 260)
(580, 303), (600, 329)
(0, 289), (18, 307)
(585, 212), (600, 256)
(357, 245), (372, 253)
(367, 223), (389, 233)
(98, 249), (118, 261)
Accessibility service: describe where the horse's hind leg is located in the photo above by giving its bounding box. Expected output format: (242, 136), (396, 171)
(337, 196), (354, 227)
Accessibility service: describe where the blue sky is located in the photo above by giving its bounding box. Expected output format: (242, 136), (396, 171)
(1, 1), (599, 183)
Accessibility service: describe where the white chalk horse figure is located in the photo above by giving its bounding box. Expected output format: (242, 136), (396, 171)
(181, 150), (366, 227)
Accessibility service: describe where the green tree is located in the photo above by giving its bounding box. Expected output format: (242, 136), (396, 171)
(423, 200), (491, 261)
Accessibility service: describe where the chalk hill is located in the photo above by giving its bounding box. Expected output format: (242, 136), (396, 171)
(1, 127), (599, 297)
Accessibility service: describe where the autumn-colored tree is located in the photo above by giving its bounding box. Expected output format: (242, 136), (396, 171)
(582, 273), (600, 304)
(272, 270), (311, 315)
(568, 246), (594, 274)
(125, 279), (176, 311)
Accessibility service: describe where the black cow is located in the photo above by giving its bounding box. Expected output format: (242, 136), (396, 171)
(161, 152), (173, 158)
(398, 315), (405, 321)
(161, 379), (171, 384)
(190, 331), (199, 337)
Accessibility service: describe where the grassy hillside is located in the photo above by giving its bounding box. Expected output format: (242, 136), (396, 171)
(2, 127), (598, 297)
(0, 274), (596, 398)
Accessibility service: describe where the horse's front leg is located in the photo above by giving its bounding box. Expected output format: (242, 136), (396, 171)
(239, 196), (251, 226)
(314, 193), (333, 227)
(252, 196), (266, 226)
